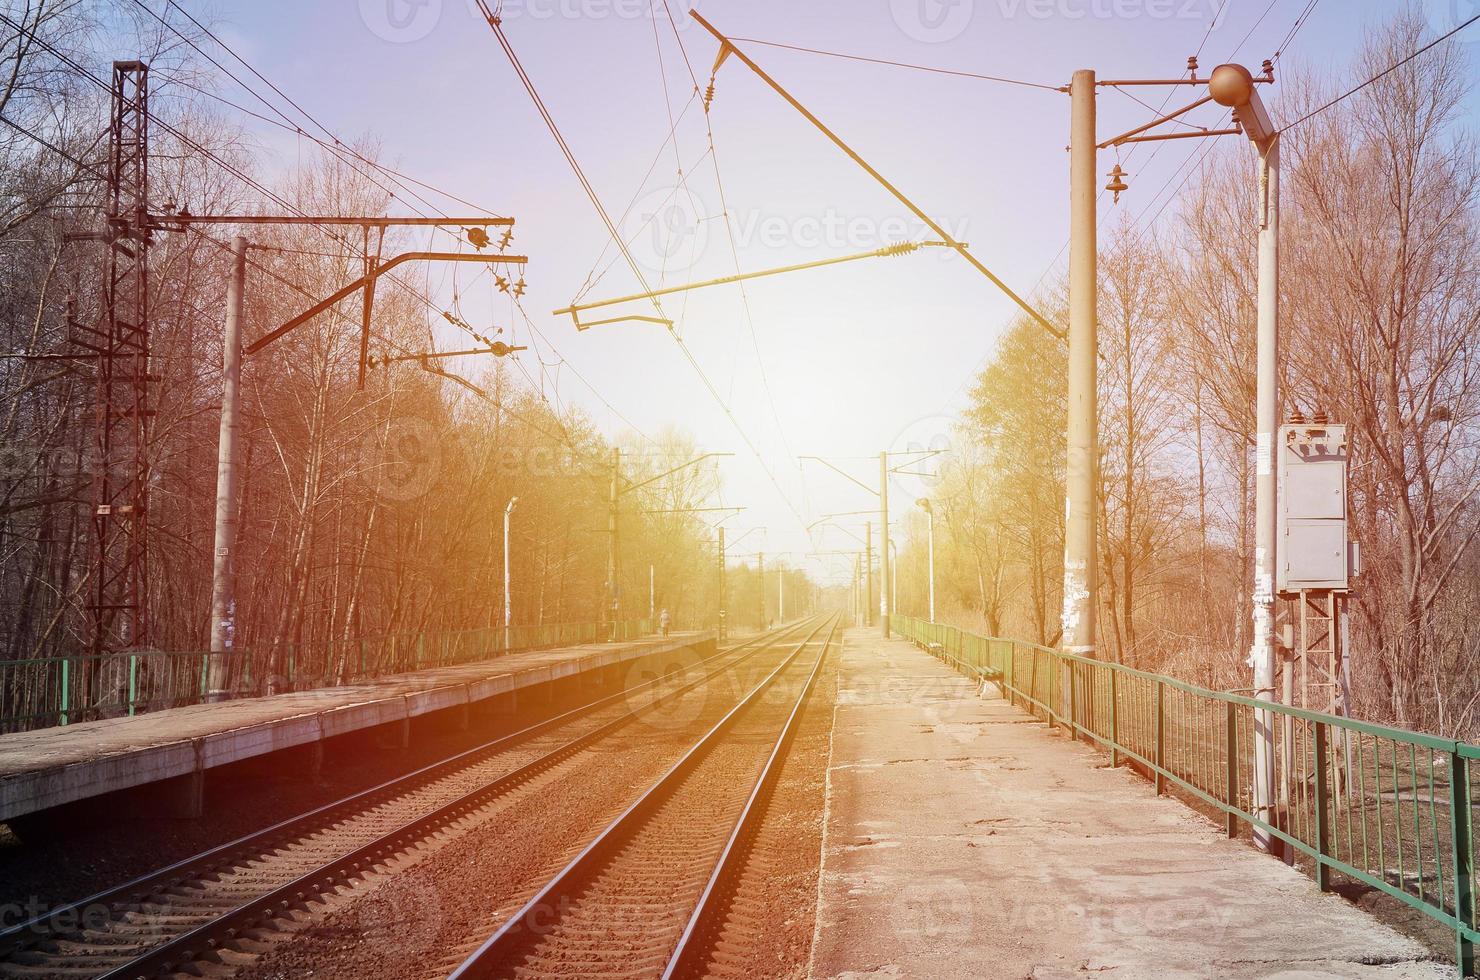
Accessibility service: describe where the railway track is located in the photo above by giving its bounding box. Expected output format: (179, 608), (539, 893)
(0, 621), (820, 980)
(447, 613), (840, 980)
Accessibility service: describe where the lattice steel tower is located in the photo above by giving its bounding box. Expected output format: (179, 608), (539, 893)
(86, 61), (154, 656)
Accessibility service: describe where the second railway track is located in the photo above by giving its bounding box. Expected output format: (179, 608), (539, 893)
(0, 621), (821, 980)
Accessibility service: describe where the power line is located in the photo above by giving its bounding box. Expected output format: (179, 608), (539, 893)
(654, 13), (800, 470)
(147, 0), (497, 218)
(1281, 10), (1480, 133)
(0, 113), (107, 179)
(511, 294), (661, 447)
(474, 4), (809, 530)
(727, 36), (1061, 93)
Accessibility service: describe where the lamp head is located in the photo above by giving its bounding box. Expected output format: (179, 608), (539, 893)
(1210, 63), (1276, 148)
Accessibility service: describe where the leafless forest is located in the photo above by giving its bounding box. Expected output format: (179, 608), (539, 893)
(0, 2), (796, 705)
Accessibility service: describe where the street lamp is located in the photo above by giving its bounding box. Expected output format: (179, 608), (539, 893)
(504, 496), (519, 650)
(1212, 61), (1281, 857)
(918, 498), (936, 623)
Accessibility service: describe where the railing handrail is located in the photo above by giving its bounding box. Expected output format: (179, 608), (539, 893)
(892, 614), (1461, 752)
(0, 617), (655, 736)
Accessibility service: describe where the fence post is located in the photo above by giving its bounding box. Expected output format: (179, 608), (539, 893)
(1225, 700), (1239, 838)
(1449, 749), (1474, 977)
(1049, 650), (1058, 728)
(128, 654), (138, 717)
(1314, 722), (1331, 892)
(1006, 642), (1015, 708)
(1155, 680), (1166, 796)
(1068, 659), (1078, 741)
(1030, 648), (1038, 717)
(1109, 668), (1120, 767)
(59, 657), (70, 726)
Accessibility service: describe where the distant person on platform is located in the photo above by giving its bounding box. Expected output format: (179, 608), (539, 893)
(659, 607), (671, 637)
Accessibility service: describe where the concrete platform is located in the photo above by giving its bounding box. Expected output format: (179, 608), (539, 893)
(0, 631), (713, 825)
(810, 629), (1451, 979)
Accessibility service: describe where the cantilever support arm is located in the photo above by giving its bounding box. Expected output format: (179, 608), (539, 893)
(688, 10), (1064, 340)
(243, 251), (530, 376)
(622, 452), (736, 496)
(556, 242), (953, 330)
(800, 456), (878, 497)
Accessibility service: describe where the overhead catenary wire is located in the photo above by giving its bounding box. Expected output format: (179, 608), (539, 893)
(726, 36), (1061, 93)
(1280, 10), (1479, 133)
(652, 8), (800, 468)
(142, 0), (498, 219)
(473, 3), (810, 531)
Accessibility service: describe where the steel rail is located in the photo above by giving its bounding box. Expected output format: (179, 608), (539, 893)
(448, 613), (839, 979)
(662, 617), (838, 979)
(0, 621), (818, 977)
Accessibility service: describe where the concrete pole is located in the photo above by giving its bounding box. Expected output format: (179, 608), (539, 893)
(717, 526), (727, 641)
(607, 448), (620, 641)
(649, 563), (655, 621)
(865, 522), (875, 629)
(1063, 68), (1099, 665)
(207, 236), (247, 703)
(926, 507), (936, 622)
(879, 452), (891, 639)
(853, 553), (860, 625)
(1251, 137), (1281, 854)
(757, 551), (766, 629)
(778, 565), (784, 621)
(889, 541), (898, 617)
(504, 496), (518, 651)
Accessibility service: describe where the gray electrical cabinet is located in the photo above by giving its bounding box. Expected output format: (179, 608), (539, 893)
(1277, 422), (1351, 595)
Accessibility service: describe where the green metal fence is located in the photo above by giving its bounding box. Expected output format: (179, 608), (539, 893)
(0, 619), (652, 736)
(892, 614), (1478, 976)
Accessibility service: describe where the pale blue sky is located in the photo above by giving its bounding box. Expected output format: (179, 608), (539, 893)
(171, 0), (1477, 582)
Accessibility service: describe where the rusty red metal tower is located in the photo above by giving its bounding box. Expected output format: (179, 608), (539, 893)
(80, 60), (155, 657)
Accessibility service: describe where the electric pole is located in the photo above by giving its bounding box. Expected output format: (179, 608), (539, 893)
(879, 452), (891, 639)
(206, 235), (246, 701)
(607, 451), (733, 641)
(1063, 68), (1099, 664)
(919, 498), (936, 623)
(757, 551), (765, 629)
(504, 496), (519, 651)
(865, 522), (874, 629)
(607, 448), (621, 640)
(717, 527), (727, 641)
